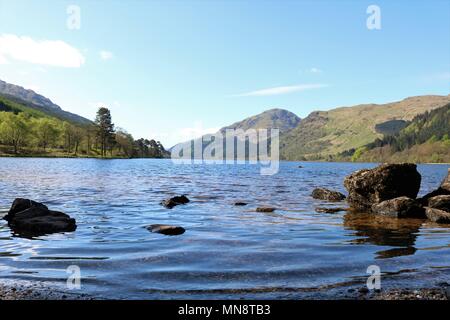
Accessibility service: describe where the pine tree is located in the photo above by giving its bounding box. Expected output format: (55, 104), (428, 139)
(95, 107), (115, 157)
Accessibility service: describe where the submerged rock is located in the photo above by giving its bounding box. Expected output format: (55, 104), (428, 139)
(371, 197), (425, 218)
(161, 195), (190, 209)
(311, 188), (346, 201)
(427, 195), (450, 212)
(4, 198), (76, 235)
(234, 202), (248, 206)
(344, 163), (421, 211)
(147, 224), (185, 236)
(425, 207), (450, 224)
(256, 207), (276, 213)
(315, 207), (349, 213)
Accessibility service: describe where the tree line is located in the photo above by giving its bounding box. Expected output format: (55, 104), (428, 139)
(0, 106), (168, 158)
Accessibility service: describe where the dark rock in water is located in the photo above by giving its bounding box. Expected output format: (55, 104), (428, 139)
(256, 207), (276, 213)
(441, 168), (450, 192)
(344, 163), (421, 211)
(4, 198), (48, 221)
(4, 198), (76, 235)
(161, 195), (190, 209)
(315, 207), (349, 213)
(298, 165), (304, 168)
(311, 188), (346, 201)
(427, 195), (450, 212)
(358, 287), (369, 294)
(147, 224), (185, 236)
(419, 169), (450, 205)
(371, 197), (425, 218)
(425, 207), (450, 224)
(234, 202), (247, 206)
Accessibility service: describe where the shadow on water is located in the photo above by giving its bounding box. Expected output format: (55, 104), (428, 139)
(343, 212), (424, 259)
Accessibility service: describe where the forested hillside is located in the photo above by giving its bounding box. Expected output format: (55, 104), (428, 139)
(342, 103), (450, 163)
(0, 94), (168, 158)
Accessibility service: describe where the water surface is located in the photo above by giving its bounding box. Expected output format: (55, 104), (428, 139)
(0, 158), (449, 299)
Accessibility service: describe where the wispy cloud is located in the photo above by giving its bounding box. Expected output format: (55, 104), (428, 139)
(99, 50), (113, 60)
(309, 67), (322, 73)
(0, 34), (85, 68)
(234, 83), (328, 97)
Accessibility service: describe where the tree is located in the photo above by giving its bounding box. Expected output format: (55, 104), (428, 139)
(0, 112), (29, 153)
(34, 118), (60, 151)
(95, 107), (115, 157)
(115, 129), (135, 158)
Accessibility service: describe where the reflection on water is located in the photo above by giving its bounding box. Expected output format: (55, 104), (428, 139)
(0, 158), (449, 299)
(343, 213), (422, 259)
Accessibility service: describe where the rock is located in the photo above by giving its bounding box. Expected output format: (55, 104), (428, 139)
(161, 195), (190, 209)
(371, 197), (425, 218)
(427, 195), (450, 212)
(419, 169), (450, 205)
(441, 168), (450, 192)
(4, 199), (76, 235)
(358, 287), (369, 294)
(315, 207), (349, 213)
(425, 207), (450, 224)
(256, 207), (276, 213)
(4, 198), (48, 221)
(311, 188), (346, 201)
(344, 163), (421, 211)
(446, 287), (450, 300)
(234, 202), (247, 206)
(147, 224), (185, 236)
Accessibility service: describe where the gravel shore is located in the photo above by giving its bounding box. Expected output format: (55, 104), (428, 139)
(1, 280), (449, 300)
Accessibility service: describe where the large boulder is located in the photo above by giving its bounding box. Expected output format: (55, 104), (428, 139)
(371, 197), (425, 218)
(4, 198), (48, 221)
(4, 198), (76, 235)
(425, 207), (450, 224)
(427, 195), (450, 212)
(419, 169), (450, 205)
(344, 163), (421, 211)
(311, 188), (346, 201)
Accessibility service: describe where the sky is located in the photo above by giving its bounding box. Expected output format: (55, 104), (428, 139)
(0, 0), (449, 147)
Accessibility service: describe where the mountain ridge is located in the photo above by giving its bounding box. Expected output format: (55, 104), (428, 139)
(0, 79), (92, 125)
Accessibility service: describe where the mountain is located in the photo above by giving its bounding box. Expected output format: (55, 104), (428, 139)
(220, 108), (300, 133)
(0, 79), (92, 125)
(350, 103), (450, 163)
(170, 108), (300, 152)
(171, 94), (450, 162)
(280, 95), (450, 160)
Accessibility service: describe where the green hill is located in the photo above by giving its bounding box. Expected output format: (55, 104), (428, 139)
(0, 79), (92, 125)
(349, 103), (450, 163)
(280, 95), (450, 160)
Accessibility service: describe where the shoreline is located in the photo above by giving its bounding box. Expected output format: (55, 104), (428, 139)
(1, 279), (448, 300)
(0, 155), (449, 165)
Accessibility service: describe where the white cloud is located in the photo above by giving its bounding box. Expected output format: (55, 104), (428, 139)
(0, 34), (85, 68)
(0, 54), (8, 64)
(309, 67), (322, 73)
(234, 83), (328, 97)
(99, 50), (113, 60)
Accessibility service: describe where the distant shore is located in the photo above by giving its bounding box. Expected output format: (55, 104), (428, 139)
(0, 155), (448, 165)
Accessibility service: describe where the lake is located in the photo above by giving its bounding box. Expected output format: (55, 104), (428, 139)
(0, 158), (449, 299)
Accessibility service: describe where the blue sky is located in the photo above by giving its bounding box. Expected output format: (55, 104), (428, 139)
(0, 0), (449, 147)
